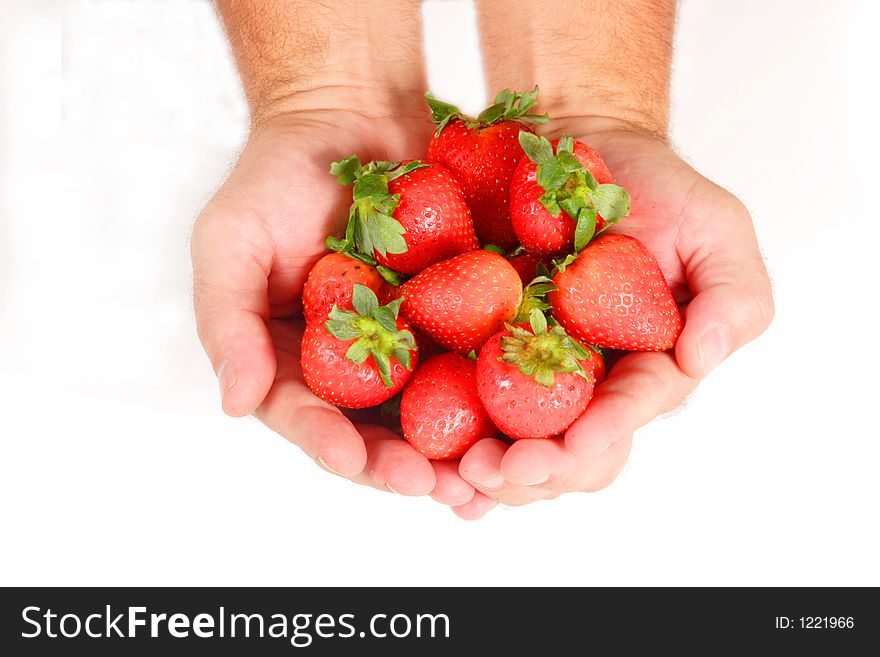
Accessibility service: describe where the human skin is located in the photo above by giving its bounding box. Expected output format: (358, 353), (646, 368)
(452, 0), (775, 510)
(190, 0), (490, 514)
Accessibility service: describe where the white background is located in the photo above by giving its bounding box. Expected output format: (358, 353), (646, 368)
(1, 0), (878, 586)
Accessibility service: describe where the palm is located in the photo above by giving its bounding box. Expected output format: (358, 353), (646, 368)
(194, 111), (483, 505)
(457, 129), (768, 505)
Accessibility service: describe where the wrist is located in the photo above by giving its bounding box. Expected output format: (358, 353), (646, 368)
(218, 0), (427, 128)
(476, 0), (673, 141)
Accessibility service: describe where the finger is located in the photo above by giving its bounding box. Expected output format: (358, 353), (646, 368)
(430, 460), (477, 507)
(676, 189), (775, 378)
(191, 205), (276, 416)
(565, 351), (697, 459)
(499, 437), (568, 487)
(255, 376), (368, 479)
(354, 424), (436, 496)
(458, 438), (509, 491)
(451, 492), (498, 521)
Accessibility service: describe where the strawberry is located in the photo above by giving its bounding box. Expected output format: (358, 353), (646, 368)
(400, 353), (497, 460)
(511, 134), (630, 257)
(301, 284), (419, 408)
(549, 234), (683, 351)
(302, 253), (391, 322)
(400, 250), (522, 355)
(588, 346), (607, 385)
(425, 87), (549, 250)
(328, 158), (478, 276)
(475, 310), (596, 440)
(507, 251), (550, 286)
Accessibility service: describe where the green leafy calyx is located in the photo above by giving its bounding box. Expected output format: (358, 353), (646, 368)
(514, 274), (557, 324)
(324, 284), (416, 387)
(499, 309), (593, 388)
(327, 156), (427, 276)
(518, 132), (631, 251)
(426, 86), (549, 137)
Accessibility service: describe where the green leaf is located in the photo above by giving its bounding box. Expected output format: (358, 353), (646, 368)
(518, 114), (550, 125)
(529, 308), (548, 335)
(483, 244), (506, 255)
(534, 367), (555, 388)
(538, 191), (561, 216)
(372, 213), (408, 255)
(582, 168), (599, 191)
(345, 339), (372, 364)
(556, 150), (584, 174)
(574, 207), (598, 252)
(386, 160), (428, 182)
(591, 184), (631, 223)
(494, 87), (515, 107)
(345, 251), (377, 266)
(559, 196), (588, 221)
(563, 337), (591, 361)
(536, 261), (551, 278)
(330, 155), (362, 186)
(384, 296), (404, 319)
(518, 131), (554, 164)
(392, 347), (412, 370)
(476, 102), (508, 125)
(536, 159), (570, 191)
(324, 306), (361, 340)
(557, 136), (574, 153)
(352, 283), (379, 317)
(396, 328), (415, 348)
(526, 283), (557, 296)
(553, 252), (578, 273)
(425, 92), (462, 136)
(353, 174), (389, 201)
(466, 350), (477, 361)
(352, 217), (373, 257)
(325, 235), (349, 252)
(376, 265), (403, 286)
(372, 350), (393, 387)
(372, 306), (398, 333)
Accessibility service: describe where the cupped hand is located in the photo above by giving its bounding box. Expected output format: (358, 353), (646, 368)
(458, 124), (775, 508)
(191, 108), (484, 511)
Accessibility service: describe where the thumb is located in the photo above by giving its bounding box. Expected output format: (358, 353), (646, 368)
(191, 206), (277, 416)
(676, 196), (775, 379)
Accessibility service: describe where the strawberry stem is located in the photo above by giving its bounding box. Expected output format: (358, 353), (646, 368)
(328, 157), (428, 264)
(324, 284), (417, 387)
(518, 132), (632, 252)
(426, 86), (549, 137)
(499, 309), (592, 387)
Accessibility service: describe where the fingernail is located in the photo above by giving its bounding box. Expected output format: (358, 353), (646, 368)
(697, 328), (728, 376)
(522, 473), (550, 486)
(475, 473), (505, 490)
(218, 359), (237, 397)
(384, 482), (399, 494)
(316, 456), (344, 477)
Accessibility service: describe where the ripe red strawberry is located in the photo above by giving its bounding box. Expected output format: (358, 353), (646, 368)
(401, 353), (497, 460)
(549, 234), (683, 351)
(588, 346), (607, 385)
(511, 134), (629, 257)
(507, 251), (550, 286)
(328, 157), (478, 275)
(301, 284), (419, 408)
(426, 88), (549, 250)
(475, 310), (596, 440)
(302, 253), (391, 322)
(400, 250), (522, 355)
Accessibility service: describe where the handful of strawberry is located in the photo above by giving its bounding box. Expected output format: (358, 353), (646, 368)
(299, 87), (683, 460)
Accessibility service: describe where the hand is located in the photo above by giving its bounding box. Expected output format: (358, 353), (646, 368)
(191, 107), (486, 512)
(458, 123), (774, 507)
